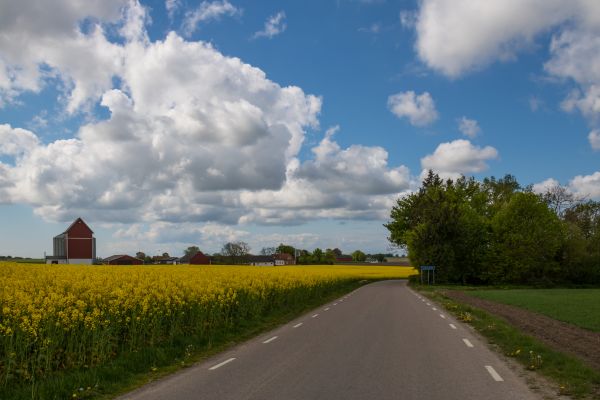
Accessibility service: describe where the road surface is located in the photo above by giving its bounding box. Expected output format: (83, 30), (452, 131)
(118, 280), (541, 400)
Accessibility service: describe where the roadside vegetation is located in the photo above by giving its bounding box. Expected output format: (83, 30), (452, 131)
(386, 170), (600, 285)
(417, 287), (600, 398)
(0, 262), (415, 400)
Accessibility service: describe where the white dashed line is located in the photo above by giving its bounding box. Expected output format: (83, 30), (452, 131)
(209, 358), (236, 370)
(432, 307), (437, 311)
(312, 314), (319, 318)
(485, 366), (504, 382)
(449, 324), (457, 330)
(440, 314), (446, 319)
(324, 307), (330, 311)
(462, 338), (474, 348)
(293, 323), (303, 328)
(333, 303), (338, 306)
(263, 336), (278, 344)
(426, 303), (431, 306)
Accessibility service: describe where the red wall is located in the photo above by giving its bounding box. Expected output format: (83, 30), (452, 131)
(190, 252), (210, 265)
(67, 219), (94, 259)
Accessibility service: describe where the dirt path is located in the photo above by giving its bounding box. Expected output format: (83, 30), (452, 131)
(443, 290), (600, 372)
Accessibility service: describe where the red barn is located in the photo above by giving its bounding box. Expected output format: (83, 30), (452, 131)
(46, 217), (96, 264)
(181, 251), (211, 265)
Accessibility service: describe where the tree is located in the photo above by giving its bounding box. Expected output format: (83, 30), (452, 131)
(260, 247), (276, 256)
(276, 243), (295, 256)
(486, 192), (563, 284)
(184, 246), (200, 257)
(221, 241), (250, 264)
(541, 184), (578, 217)
(352, 250), (366, 262)
(332, 248), (343, 257)
(162, 252), (170, 258)
(312, 248), (323, 263)
(136, 251), (146, 260)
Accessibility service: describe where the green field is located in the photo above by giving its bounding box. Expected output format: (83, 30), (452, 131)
(469, 289), (600, 332)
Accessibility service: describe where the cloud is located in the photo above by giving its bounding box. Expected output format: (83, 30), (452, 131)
(532, 178), (560, 194)
(359, 23), (381, 34)
(589, 130), (600, 151)
(0, 124), (39, 157)
(0, 4), (413, 227)
(182, 0), (241, 36)
(165, 0), (181, 19)
(457, 116), (481, 138)
(569, 171), (600, 199)
(413, 1), (600, 78)
(421, 139), (498, 179)
(387, 91), (438, 127)
(253, 11), (287, 39)
(0, 0), (129, 112)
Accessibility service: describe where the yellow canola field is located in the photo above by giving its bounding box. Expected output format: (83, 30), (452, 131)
(0, 262), (415, 385)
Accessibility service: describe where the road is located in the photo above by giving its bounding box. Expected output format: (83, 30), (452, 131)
(118, 280), (541, 400)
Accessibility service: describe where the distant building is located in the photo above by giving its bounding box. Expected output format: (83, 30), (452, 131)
(46, 217), (96, 264)
(273, 253), (295, 265)
(335, 255), (353, 263)
(103, 254), (143, 265)
(152, 256), (180, 265)
(180, 251), (211, 265)
(247, 255), (275, 266)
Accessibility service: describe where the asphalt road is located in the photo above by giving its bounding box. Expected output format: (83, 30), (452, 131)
(118, 280), (541, 400)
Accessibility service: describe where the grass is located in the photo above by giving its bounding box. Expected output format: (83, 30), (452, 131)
(1, 280), (365, 400)
(467, 289), (600, 332)
(415, 286), (600, 399)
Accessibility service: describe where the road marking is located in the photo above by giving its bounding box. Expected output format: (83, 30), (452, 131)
(293, 323), (303, 328)
(463, 338), (474, 348)
(440, 314), (446, 319)
(485, 366), (504, 382)
(312, 314), (319, 318)
(449, 323), (457, 330)
(209, 358), (236, 370)
(426, 303), (431, 306)
(263, 336), (278, 344)
(432, 307), (437, 311)
(324, 307), (330, 311)
(333, 303), (338, 306)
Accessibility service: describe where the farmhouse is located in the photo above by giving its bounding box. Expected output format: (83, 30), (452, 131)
(247, 255), (275, 266)
(103, 254), (143, 265)
(45, 217), (96, 264)
(273, 253), (295, 265)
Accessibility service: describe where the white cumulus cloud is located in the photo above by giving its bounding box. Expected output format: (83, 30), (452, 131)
(421, 139), (498, 180)
(569, 171), (600, 199)
(387, 91), (438, 127)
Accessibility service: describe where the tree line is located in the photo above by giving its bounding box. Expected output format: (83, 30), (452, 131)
(385, 171), (600, 285)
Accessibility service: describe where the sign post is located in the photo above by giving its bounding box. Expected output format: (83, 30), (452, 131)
(420, 265), (436, 285)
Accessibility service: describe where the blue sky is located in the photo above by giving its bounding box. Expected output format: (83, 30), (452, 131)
(1, 0), (599, 258)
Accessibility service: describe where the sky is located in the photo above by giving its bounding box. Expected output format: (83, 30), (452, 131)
(1, 0), (599, 258)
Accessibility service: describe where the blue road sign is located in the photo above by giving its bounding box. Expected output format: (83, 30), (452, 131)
(420, 265), (436, 271)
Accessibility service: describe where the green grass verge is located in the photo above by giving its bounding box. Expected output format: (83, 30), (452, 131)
(1, 280), (365, 400)
(415, 286), (600, 399)
(467, 289), (600, 332)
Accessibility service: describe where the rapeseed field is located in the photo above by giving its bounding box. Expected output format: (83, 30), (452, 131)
(0, 262), (415, 390)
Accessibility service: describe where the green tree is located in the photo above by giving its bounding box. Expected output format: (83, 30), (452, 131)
(352, 250), (366, 262)
(276, 244), (295, 256)
(221, 241), (250, 264)
(184, 246), (200, 257)
(312, 248), (323, 263)
(486, 192), (563, 284)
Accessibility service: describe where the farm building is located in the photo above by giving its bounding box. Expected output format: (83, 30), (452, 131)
(103, 254), (143, 265)
(274, 253), (295, 265)
(45, 217), (96, 264)
(152, 256), (180, 265)
(247, 255), (275, 266)
(180, 251), (211, 265)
